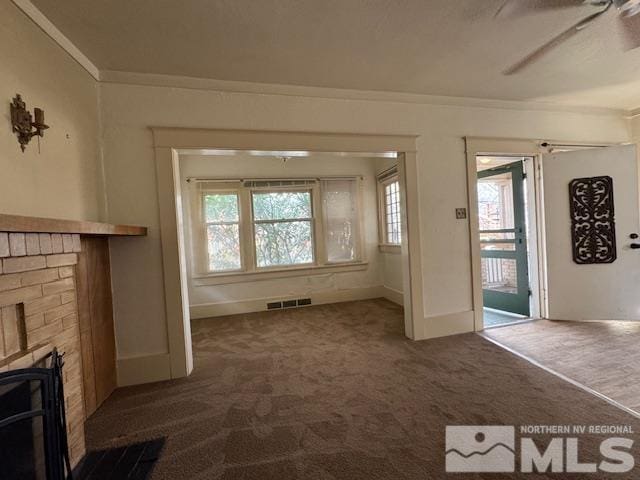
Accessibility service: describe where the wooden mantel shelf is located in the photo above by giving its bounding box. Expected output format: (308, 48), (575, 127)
(0, 214), (147, 236)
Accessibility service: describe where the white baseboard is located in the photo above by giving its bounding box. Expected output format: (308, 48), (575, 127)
(382, 286), (404, 306)
(190, 286), (385, 319)
(417, 310), (475, 340)
(117, 352), (172, 387)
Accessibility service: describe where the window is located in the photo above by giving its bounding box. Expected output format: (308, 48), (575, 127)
(252, 191), (314, 267)
(322, 179), (360, 263)
(191, 178), (363, 276)
(377, 168), (402, 249)
(203, 192), (241, 271)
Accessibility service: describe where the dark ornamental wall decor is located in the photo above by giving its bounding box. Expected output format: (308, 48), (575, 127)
(569, 175), (616, 264)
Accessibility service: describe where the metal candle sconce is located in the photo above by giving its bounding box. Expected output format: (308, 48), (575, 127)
(10, 94), (49, 152)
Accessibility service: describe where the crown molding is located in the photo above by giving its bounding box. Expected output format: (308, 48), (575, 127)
(12, 0), (100, 80)
(100, 70), (629, 117)
(11, 0), (637, 117)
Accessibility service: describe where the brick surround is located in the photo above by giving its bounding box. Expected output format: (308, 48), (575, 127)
(0, 232), (86, 466)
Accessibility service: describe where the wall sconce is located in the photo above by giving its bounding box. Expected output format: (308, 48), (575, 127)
(10, 94), (49, 152)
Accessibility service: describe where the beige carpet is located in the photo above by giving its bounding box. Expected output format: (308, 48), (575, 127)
(85, 299), (640, 479)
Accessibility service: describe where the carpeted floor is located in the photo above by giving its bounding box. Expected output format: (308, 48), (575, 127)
(85, 299), (640, 479)
(484, 318), (640, 414)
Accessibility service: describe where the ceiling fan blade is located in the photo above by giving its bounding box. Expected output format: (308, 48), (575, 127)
(503, 3), (612, 74)
(618, 10), (640, 49)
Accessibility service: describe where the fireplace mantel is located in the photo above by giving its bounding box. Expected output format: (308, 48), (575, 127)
(0, 213), (147, 236)
(0, 214), (147, 467)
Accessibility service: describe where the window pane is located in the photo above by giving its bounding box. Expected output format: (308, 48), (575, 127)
(477, 173), (514, 231)
(322, 180), (358, 262)
(481, 257), (517, 293)
(255, 221), (313, 267)
(384, 180), (401, 244)
(252, 192), (311, 220)
(207, 224), (241, 271)
(204, 193), (239, 222)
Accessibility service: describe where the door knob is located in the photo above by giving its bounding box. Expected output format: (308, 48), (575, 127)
(631, 243), (640, 249)
(631, 233), (639, 239)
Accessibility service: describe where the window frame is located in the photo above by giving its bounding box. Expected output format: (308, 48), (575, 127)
(377, 169), (402, 253)
(190, 177), (366, 281)
(200, 189), (244, 272)
(249, 186), (316, 270)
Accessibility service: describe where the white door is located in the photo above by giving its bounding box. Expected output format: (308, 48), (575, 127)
(542, 144), (640, 321)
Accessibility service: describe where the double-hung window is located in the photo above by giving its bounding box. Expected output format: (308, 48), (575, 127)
(252, 190), (314, 267)
(377, 168), (402, 250)
(202, 190), (242, 271)
(192, 178), (363, 276)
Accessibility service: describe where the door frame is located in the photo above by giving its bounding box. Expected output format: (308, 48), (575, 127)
(466, 137), (623, 330)
(152, 127), (422, 379)
(466, 138), (550, 331)
(477, 160), (531, 316)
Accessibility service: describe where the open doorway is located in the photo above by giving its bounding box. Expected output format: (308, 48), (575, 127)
(476, 155), (539, 328)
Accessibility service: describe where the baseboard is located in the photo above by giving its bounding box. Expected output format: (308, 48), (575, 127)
(418, 310), (475, 340)
(117, 353), (172, 387)
(190, 286), (385, 319)
(382, 286), (404, 306)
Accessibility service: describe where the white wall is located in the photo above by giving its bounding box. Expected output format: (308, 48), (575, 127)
(179, 153), (383, 316)
(98, 81), (629, 373)
(0, 1), (103, 221)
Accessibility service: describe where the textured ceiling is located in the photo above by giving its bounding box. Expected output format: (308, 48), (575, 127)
(30, 0), (640, 109)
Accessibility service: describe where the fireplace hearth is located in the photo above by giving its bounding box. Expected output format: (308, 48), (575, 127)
(0, 349), (72, 480)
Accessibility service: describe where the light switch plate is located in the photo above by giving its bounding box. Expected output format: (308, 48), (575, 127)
(455, 208), (467, 220)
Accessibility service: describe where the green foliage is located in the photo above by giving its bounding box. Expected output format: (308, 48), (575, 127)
(205, 193), (238, 222)
(207, 224), (241, 271)
(252, 192), (311, 220)
(255, 221), (313, 267)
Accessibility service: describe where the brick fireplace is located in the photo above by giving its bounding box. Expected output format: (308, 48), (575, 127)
(0, 232), (86, 465)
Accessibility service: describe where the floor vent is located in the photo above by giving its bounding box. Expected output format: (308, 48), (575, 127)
(266, 298), (313, 310)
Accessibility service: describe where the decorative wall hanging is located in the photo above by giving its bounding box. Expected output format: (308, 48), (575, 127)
(569, 175), (616, 264)
(10, 94), (49, 152)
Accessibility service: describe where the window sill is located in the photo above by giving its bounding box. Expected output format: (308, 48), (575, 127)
(192, 262), (369, 286)
(379, 244), (401, 254)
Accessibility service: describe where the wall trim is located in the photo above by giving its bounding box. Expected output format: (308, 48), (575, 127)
(418, 310), (475, 340)
(11, 0), (100, 80)
(117, 353), (172, 387)
(190, 286), (386, 319)
(382, 286), (404, 306)
(102, 70), (628, 117)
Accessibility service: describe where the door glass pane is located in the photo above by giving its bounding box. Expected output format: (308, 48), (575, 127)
(255, 221), (313, 267)
(204, 193), (239, 222)
(481, 258), (517, 294)
(478, 173), (514, 231)
(480, 242), (516, 251)
(252, 192), (312, 220)
(322, 179), (359, 263)
(479, 232), (515, 241)
(207, 224), (241, 271)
